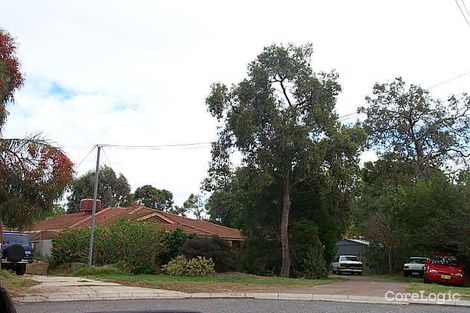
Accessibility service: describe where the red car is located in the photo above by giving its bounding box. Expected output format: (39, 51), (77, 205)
(423, 254), (465, 287)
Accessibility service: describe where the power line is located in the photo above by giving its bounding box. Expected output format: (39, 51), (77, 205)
(101, 147), (114, 168)
(455, 0), (470, 29)
(75, 145), (96, 169)
(338, 112), (361, 121)
(427, 70), (470, 89)
(463, 0), (470, 17)
(100, 142), (213, 150)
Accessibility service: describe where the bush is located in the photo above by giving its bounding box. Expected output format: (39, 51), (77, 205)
(50, 228), (90, 265)
(51, 220), (165, 274)
(157, 228), (189, 266)
(162, 255), (215, 276)
(290, 220), (328, 279)
(181, 236), (237, 272)
(239, 240), (280, 276)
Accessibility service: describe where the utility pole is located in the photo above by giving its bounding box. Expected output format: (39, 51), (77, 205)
(87, 145), (101, 268)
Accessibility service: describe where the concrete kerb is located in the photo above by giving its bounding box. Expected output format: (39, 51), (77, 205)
(14, 292), (470, 307)
(13, 276), (470, 307)
(185, 292), (470, 307)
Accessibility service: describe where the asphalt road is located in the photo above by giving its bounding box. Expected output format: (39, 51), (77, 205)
(15, 299), (470, 313)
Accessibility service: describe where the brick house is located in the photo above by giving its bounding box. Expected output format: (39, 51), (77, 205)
(29, 203), (243, 256)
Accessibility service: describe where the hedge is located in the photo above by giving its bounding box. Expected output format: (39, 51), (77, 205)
(51, 220), (165, 273)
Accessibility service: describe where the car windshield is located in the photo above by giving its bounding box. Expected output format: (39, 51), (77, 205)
(343, 256), (358, 261)
(407, 258), (427, 264)
(3, 233), (31, 245)
(429, 255), (459, 267)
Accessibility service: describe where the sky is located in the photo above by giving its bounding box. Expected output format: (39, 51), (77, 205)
(1, 0), (470, 206)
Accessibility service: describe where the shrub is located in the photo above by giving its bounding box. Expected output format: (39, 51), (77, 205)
(100, 220), (165, 273)
(50, 228), (89, 265)
(51, 219), (165, 273)
(162, 255), (215, 276)
(157, 228), (189, 266)
(181, 236), (237, 272)
(290, 220), (327, 279)
(239, 240), (280, 276)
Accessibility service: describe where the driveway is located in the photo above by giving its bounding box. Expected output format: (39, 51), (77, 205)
(15, 275), (187, 302)
(240, 274), (410, 297)
(279, 275), (409, 297)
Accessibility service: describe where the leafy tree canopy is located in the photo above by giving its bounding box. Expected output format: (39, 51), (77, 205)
(359, 77), (470, 177)
(353, 78), (470, 272)
(205, 43), (365, 276)
(133, 184), (174, 211)
(182, 193), (205, 220)
(0, 29), (73, 229)
(67, 165), (131, 213)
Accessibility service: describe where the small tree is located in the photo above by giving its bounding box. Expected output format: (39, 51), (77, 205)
(183, 193), (204, 220)
(67, 165), (131, 213)
(0, 29), (73, 232)
(134, 184), (174, 211)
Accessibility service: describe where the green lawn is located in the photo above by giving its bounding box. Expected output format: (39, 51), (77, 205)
(0, 269), (38, 296)
(407, 283), (470, 300)
(73, 268), (345, 292)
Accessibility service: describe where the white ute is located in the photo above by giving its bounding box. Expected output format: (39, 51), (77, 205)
(403, 257), (428, 277)
(331, 255), (363, 275)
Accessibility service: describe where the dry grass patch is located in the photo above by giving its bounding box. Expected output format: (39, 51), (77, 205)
(74, 269), (345, 293)
(0, 269), (38, 297)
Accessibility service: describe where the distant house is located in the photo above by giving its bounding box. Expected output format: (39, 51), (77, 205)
(29, 204), (243, 256)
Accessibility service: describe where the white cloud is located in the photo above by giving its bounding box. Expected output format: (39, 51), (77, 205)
(2, 0), (470, 205)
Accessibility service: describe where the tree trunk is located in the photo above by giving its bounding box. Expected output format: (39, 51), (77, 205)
(387, 247), (393, 274)
(280, 172), (291, 277)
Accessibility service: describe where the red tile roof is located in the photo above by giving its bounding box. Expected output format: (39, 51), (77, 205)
(30, 206), (243, 241)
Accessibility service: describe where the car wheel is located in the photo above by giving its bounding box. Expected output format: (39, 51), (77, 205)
(358, 272), (362, 276)
(15, 264), (26, 276)
(0, 263), (10, 271)
(5, 244), (25, 263)
(424, 276), (430, 284)
(404, 272), (409, 277)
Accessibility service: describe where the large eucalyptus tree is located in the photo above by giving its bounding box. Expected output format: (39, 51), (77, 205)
(206, 44), (363, 277)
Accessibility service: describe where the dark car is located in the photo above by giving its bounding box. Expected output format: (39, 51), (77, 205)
(1, 232), (33, 275)
(423, 254), (465, 287)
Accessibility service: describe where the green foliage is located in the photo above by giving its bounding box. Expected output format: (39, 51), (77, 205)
(239, 240), (280, 276)
(162, 255), (215, 277)
(51, 220), (165, 273)
(157, 228), (189, 266)
(183, 193), (204, 220)
(133, 185), (174, 211)
(50, 227), (90, 265)
(66, 165), (131, 213)
(205, 43), (365, 276)
(354, 78), (470, 273)
(0, 30), (73, 230)
(0, 28), (24, 128)
(205, 189), (241, 228)
(181, 236), (237, 272)
(359, 77), (470, 178)
(72, 265), (130, 276)
(356, 168), (470, 273)
(290, 220), (327, 279)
